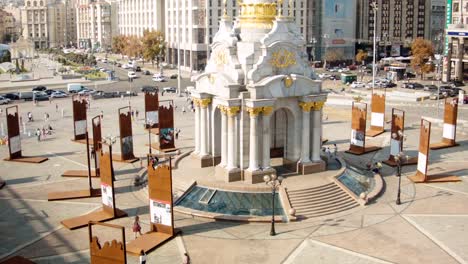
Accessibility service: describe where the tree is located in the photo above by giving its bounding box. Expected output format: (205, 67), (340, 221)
(323, 48), (342, 68)
(124, 36), (143, 59)
(112, 35), (127, 56)
(142, 30), (166, 67)
(410, 38), (435, 79)
(355, 49), (368, 65)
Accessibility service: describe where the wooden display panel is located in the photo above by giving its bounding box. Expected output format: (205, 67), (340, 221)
(382, 109), (417, 167)
(88, 221), (127, 264)
(366, 93), (386, 137)
(430, 98), (459, 150)
(0, 256), (36, 264)
(61, 148), (127, 230)
(409, 119), (460, 183)
(4, 105), (48, 163)
(346, 102), (381, 155)
(145, 92), (159, 132)
(72, 95), (90, 143)
(157, 104), (177, 152)
(126, 157), (177, 255)
(92, 115), (103, 177)
(113, 107), (138, 163)
(48, 132), (101, 201)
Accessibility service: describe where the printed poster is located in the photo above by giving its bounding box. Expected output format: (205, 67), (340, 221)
(417, 152), (427, 174)
(371, 112), (384, 127)
(350, 129), (364, 147)
(121, 136), (133, 156)
(75, 120), (87, 136)
(150, 199), (172, 226)
(146, 111), (159, 125)
(442, 123), (455, 140)
(159, 128), (174, 149)
(9, 135), (21, 154)
(390, 139), (401, 156)
(100, 183), (114, 208)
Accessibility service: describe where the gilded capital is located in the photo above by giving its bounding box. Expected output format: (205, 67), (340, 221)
(192, 98), (201, 106)
(312, 101), (325, 111)
(226, 106), (240, 117)
(199, 98), (212, 108)
(298, 102), (314, 112)
(262, 106), (274, 116)
(246, 107), (263, 117)
(218, 105), (227, 114)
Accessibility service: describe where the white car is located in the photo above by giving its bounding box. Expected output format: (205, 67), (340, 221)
(78, 89), (96, 95)
(152, 74), (166, 82)
(350, 82), (367, 88)
(128, 71), (137, 79)
(50, 91), (68, 98)
(122, 64), (131, 69)
(318, 73), (332, 79)
(0, 96), (10, 105)
(101, 59), (107, 63)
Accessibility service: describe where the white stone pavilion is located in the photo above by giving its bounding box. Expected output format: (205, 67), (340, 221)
(190, 0), (327, 183)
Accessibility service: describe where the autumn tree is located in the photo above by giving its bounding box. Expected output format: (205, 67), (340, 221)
(112, 35), (127, 56)
(410, 38), (435, 79)
(124, 35), (143, 59)
(355, 49), (368, 65)
(141, 30), (166, 67)
(323, 48), (342, 68)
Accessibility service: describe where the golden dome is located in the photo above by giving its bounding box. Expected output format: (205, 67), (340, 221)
(238, 0), (277, 29)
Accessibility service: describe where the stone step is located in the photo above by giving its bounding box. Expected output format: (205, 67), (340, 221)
(299, 203), (360, 218)
(288, 187), (342, 200)
(287, 182), (336, 194)
(295, 198), (357, 213)
(290, 192), (350, 205)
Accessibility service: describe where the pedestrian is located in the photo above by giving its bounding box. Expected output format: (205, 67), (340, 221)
(55, 104), (58, 112)
(0, 108), (3, 116)
(139, 250), (147, 264)
(135, 109), (139, 119)
(182, 252), (190, 264)
(161, 91), (165, 96)
(182, 106), (186, 114)
(132, 216), (142, 239)
(36, 128), (41, 141)
(175, 129), (180, 140)
(100, 110), (104, 119)
(49, 96), (52, 104)
(42, 128), (46, 140)
(90, 146), (95, 160)
(333, 144), (338, 158)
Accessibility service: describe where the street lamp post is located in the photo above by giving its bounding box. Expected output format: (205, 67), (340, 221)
(146, 119), (155, 157)
(394, 152), (407, 205)
(310, 37), (317, 62)
(322, 34), (329, 69)
(263, 174), (284, 236)
(371, 1), (378, 94)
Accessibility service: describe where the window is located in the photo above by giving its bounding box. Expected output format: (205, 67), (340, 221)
(453, 2), (459, 12)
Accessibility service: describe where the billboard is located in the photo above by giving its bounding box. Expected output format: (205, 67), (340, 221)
(322, 0), (356, 59)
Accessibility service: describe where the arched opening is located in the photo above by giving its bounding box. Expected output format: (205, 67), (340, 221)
(269, 107), (297, 175)
(211, 106), (221, 165)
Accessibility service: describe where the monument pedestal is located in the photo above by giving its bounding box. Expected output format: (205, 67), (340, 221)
(191, 153), (215, 168)
(299, 160), (326, 175)
(215, 166), (242, 182)
(244, 168), (276, 184)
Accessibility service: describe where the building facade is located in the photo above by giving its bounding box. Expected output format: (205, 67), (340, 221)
(165, 0), (307, 72)
(0, 9), (16, 43)
(190, 0), (326, 183)
(356, 0), (431, 58)
(443, 0), (468, 82)
(117, 0), (164, 37)
(76, 0), (116, 50)
(429, 0), (445, 54)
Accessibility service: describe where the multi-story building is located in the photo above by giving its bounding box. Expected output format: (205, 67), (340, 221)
(20, 0), (50, 48)
(443, 1), (467, 82)
(429, 0), (445, 54)
(165, 0), (307, 72)
(76, 0), (116, 50)
(356, 0), (431, 58)
(0, 9), (16, 43)
(118, 0), (164, 37)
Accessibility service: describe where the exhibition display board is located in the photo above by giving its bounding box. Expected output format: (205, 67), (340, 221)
(366, 93), (386, 137)
(409, 119), (460, 183)
(48, 132), (101, 201)
(72, 95), (90, 144)
(157, 104), (176, 152)
(113, 107), (138, 163)
(346, 102), (381, 155)
(126, 156), (176, 255)
(61, 148), (127, 230)
(145, 91), (159, 133)
(4, 105), (48, 163)
(92, 116), (103, 177)
(88, 221), (127, 264)
(382, 109), (417, 167)
(430, 98), (459, 150)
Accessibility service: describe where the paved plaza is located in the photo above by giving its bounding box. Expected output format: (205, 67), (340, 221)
(0, 92), (467, 264)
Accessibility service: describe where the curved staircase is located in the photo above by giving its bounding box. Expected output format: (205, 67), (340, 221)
(287, 182), (360, 219)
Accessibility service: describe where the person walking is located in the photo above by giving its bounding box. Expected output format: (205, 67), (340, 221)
(135, 109), (139, 119)
(55, 104), (58, 112)
(182, 106), (186, 114)
(36, 128), (41, 141)
(132, 216), (143, 239)
(139, 250), (147, 264)
(182, 252), (190, 264)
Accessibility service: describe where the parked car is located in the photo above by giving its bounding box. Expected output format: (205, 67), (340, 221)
(33, 91), (49, 101)
(170, 74), (178, 79)
(447, 80), (465, 87)
(350, 81), (367, 88)
(2, 93), (20, 100)
(122, 64), (131, 69)
(92, 91), (119, 99)
(32, 86), (47, 92)
(143, 70), (151, 75)
(78, 88), (96, 95)
(0, 96), (11, 105)
(101, 59), (107, 63)
(50, 91), (68, 98)
(318, 73), (332, 79)
(67, 83), (87, 93)
(45, 89), (57, 95)
(152, 74), (166, 82)
(19, 92), (34, 101)
(135, 66), (142, 72)
(429, 92), (446, 100)
(128, 71), (137, 79)
(163, 87), (177, 93)
(116, 63), (122, 67)
(141, 86), (158, 93)
(448, 87), (465, 96)
(402, 82), (424, 89)
(423, 85), (438, 92)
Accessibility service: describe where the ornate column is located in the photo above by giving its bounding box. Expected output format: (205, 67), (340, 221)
(218, 106), (228, 167)
(311, 101), (325, 162)
(246, 107), (262, 171)
(199, 98), (212, 156)
(193, 98), (201, 154)
(299, 102), (313, 163)
(262, 106), (273, 169)
(226, 106), (240, 169)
